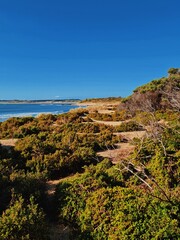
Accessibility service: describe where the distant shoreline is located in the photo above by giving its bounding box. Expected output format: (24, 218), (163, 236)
(0, 100), (80, 105)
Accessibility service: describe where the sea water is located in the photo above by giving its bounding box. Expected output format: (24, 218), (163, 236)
(0, 103), (79, 122)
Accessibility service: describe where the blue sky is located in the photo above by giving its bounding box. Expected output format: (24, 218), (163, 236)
(1, 0), (180, 100)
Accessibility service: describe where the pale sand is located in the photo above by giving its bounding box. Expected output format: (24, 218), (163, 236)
(91, 119), (123, 126)
(97, 109), (115, 114)
(0, 139), (18, 146)
(114, 131), (146, 140)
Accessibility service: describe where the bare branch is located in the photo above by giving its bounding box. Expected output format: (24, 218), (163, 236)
(115, 163), (153, 190)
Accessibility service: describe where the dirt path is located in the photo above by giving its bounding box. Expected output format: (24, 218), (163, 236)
(91, 119), (123, 126)
(114, 130), (146, 140)
(45, 179), (73, 239)
(98, 142), (135, 163)
(45, 179), (62, 195)
(98, 131), (146, 163)
(0, 139), (18, 147)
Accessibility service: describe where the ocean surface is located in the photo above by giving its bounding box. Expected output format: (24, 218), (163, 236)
(0, 103), (79, 122)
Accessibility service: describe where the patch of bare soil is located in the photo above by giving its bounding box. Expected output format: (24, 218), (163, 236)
(45, 179), (73, 240)
(77, 101), (119, 114)
(49, 224), (72, 240)
(98, 131), (146, 163)
(46, 179), (62, 195)
(98, 143), (135, 163)
(0, 139), (18, 147)
(90, 118), (137, 126)
(114, 131), (146, 140)
(91, 119), (123, 126)
(97, 109), (115, 114)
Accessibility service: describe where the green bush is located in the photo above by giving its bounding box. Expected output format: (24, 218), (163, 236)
(0, 195), (49, 240)
(56, 161), (180, 239)
(116, 121), (143, 132)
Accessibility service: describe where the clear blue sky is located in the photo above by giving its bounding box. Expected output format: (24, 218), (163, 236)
(1, 0), (180, 100)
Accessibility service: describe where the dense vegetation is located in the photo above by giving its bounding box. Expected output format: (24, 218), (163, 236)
(80, 97), (122, 103)
(88, 110), (130, 121)
(0, 69), (179, 239)
(120, 69), (180, 115)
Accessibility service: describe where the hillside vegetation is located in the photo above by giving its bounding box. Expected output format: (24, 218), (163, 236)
(120, 68), (180, 114)
(0, 68), (179, 239)
(80, 97), (122, 103)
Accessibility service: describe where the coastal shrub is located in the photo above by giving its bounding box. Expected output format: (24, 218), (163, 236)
(133, 111), (155, 126)
(88, 110), (129, 121)
(116, 121), (143, 132)
(0, 117), (34, 138)
(56, 160), (180, 239)
(56, 111), (86, 124)
(15, 125), (117, 178)
(14, 124), (118, 178)
(61, 122), (114, 134)
(131, 124), (180, 190)
(168, 67), (179, 75)
(112, 110), (131, 121)
(0, 146), (46, 213)
(0, 195), (49, 240)
(155, 110), (180, 123)
(10, 171), (46, 204)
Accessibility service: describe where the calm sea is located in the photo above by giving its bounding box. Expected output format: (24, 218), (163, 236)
(0, 103), (79, 122)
